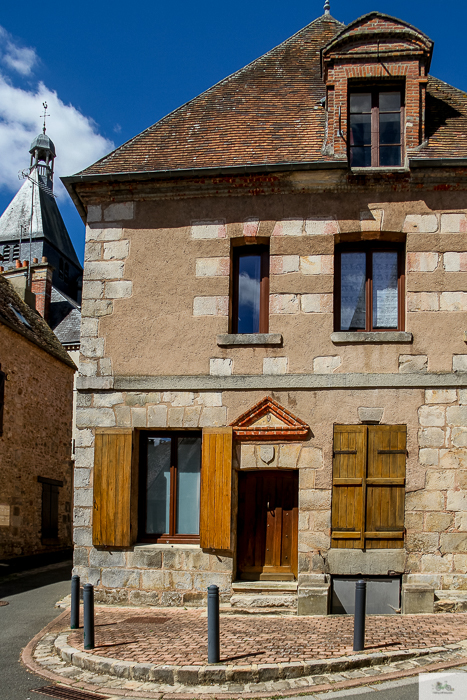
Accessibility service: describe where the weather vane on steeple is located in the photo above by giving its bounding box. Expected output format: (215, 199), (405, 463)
(324, 0), (330, 14)
(41, 101), (49, 134)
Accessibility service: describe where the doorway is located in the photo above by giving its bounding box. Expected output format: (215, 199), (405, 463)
(236, 470), (298, 581)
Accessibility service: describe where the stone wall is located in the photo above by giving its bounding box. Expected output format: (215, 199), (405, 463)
(0, 324), (74, 558)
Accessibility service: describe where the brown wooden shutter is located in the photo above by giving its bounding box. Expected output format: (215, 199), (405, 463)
(331, 425), (367, 549)
(366, 425), (406, 549)
(0, 367), (5, 437)
(200, 427), (233, 552)
(93, 428), (137, 547)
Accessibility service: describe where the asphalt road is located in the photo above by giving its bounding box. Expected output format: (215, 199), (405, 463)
(0, 560), (72, 700)
(1, 560), (464, 700)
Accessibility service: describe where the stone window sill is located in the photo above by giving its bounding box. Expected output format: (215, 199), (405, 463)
(217, 333), (283, 347)
(331, 331), (413, 344)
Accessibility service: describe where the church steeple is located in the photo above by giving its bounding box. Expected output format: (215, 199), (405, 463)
(29, 102), (56, 190)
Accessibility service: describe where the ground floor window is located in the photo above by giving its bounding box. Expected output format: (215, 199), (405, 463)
(139, 431), (202, 544)
(331, 424), (406, 550)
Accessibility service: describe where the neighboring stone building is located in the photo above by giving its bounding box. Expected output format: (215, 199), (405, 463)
(0, 274), (75, 559)
(63, 9), (467, 614)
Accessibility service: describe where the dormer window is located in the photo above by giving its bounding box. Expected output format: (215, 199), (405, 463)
(349, 88), (403, 167)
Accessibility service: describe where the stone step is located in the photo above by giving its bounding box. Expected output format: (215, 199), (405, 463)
(220, 605), (296, 616)
(230, 594), (297, 609)
(232, 580), (298, 594)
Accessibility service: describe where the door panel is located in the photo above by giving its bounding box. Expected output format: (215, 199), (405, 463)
(237, 470), (298, 580)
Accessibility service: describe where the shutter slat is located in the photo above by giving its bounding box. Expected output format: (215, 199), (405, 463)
(93, 429), (134, 547)
(200, 427), (233, 552)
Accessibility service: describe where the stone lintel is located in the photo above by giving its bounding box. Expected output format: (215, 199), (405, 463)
(331, 332), (413, 344)
(217, 333), (283, 346)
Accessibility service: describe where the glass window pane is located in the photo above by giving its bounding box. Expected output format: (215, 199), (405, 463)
(379, 146), (401, 167)
(379, 113), (401, 145)
(146, 438), (171, 534)
(350, 114), (371, 145)
(373, 252), (399, 329)
(237, 254), (261, 333)
(350, 146), (371, 167)
(340, 253), (366, 330)
(350, 93), (372, 113)
(176, 437), (201, 535)
(379, 92), (401, 112)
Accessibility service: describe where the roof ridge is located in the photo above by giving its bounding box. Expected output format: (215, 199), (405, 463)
(77, 14), (344, 176)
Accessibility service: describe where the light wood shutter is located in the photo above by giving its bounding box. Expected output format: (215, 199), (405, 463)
(366, 425), (406, 549)
(331, 424), (406, 550)
(200, 427), (233, 552)
(93, 428), (137, 547)
(331, 425), (367, 549)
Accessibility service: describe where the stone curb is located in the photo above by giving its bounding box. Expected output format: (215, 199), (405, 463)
(54, 631), (461, 686)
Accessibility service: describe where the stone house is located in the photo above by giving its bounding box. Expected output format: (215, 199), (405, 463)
(0, 274), (75, 559)
(63, 9), (467, 614)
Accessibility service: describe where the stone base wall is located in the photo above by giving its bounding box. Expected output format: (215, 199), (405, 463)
(73, 545), (233, 607)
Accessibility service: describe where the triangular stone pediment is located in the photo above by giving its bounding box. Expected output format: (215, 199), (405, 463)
(230, 396), (309, 441)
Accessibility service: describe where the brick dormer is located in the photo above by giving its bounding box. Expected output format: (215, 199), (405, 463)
(321, 12), (433, 165)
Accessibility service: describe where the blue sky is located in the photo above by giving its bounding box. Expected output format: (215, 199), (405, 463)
(0, 0), (466, 263)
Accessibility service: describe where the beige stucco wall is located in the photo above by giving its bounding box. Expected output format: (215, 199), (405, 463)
(0, 324), (74, 558)
(73, 177), (467, 605)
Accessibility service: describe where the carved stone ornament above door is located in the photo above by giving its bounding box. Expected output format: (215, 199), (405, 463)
(230, 396), (309, 441)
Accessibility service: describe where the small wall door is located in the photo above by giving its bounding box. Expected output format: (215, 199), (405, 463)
(236, 470), (298, 581)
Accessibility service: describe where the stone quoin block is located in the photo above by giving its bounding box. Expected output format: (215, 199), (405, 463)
(199, 407), (227, 427)
(82, 281), (104, 299)
(210, 358), (232, 376)
(407, 292), (439, 312)
(406, 252), (439, 272)
(84, 241), (101, 262)
(403, 214), (438, 233)
(147, 405), (168, 427)
(270, 255), (300, 274)
(81, 299), (114, 318)
(80, 337), (105, 359)
(418, 405), (445, 427)
(440, 292), (467, 312)
(425, 389), (458, 404)
(360, 208), (383, 232)
(193, 296), (228, 316)
(104, 280), (133, 298)
(272, 218), (303, 236)
(440, 213), (467, 233)
(301, 294), (333, 313)
(103, 202), (134, 221)
(195, 258), (230, 277)
(304, 217), (339, 236)
(84, 261), (125, 281)
(453, 356), (467, 372)
(418, 427), (445, 448)
(269, 294), (300, 314)
(80, 317), (99, 338)
(300, 255), (334, 275)
(443, 252), (467, 272)
(243, 217), (260, 236)
(263, 357), (288, 375)
(86, 205), (102, 223)
(313, 355), (342, 373)
(85, 226), (123, 242)
(103, 240), (130, 260)
(195, 392), (222, 406)
(191, 221), (226, 239)
(76, 407), (116, 428)
(162, 392), (194, 406)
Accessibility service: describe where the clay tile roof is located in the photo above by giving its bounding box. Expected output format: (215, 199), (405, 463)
(75, 15), (344, 177)
(70, 13), (467, 179)
(0, 275), (76, 370)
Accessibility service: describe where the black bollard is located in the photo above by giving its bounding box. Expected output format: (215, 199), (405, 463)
(207, 585), (220, 664)
(70, 575), (80, 629)
(83, 583), (95, 650)
(353, 579), (367, 651)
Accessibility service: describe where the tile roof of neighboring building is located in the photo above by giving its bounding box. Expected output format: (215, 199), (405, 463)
(67, 12), (467, 182)
(50, 287), (81, 347)
(0, 275), (76, 369)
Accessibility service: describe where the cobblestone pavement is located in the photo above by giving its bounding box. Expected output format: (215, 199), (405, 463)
(21, 608), (467, 699)
(67, 608), (467, 665)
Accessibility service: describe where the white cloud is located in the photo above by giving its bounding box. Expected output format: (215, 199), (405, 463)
(0, 26), (37, 76)
(0, 26), (114, 201)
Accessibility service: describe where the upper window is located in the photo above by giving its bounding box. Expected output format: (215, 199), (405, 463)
(335, 243), (405, 332)
(232, 244), (269, 334)
(349, 88), (403, 168)
(139, 431), (202, 544)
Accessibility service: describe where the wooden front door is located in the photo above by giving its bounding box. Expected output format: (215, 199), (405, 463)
(237, 470), (298, 581)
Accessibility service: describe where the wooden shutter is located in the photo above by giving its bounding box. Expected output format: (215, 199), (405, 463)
(200, 427), (233, 552)
(93, 428), (137, 547)
(366, 425), (406, 549)
(331, 424), (406, 550)
(0, 366), (5, 437)
(331, 425), (367, 549)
